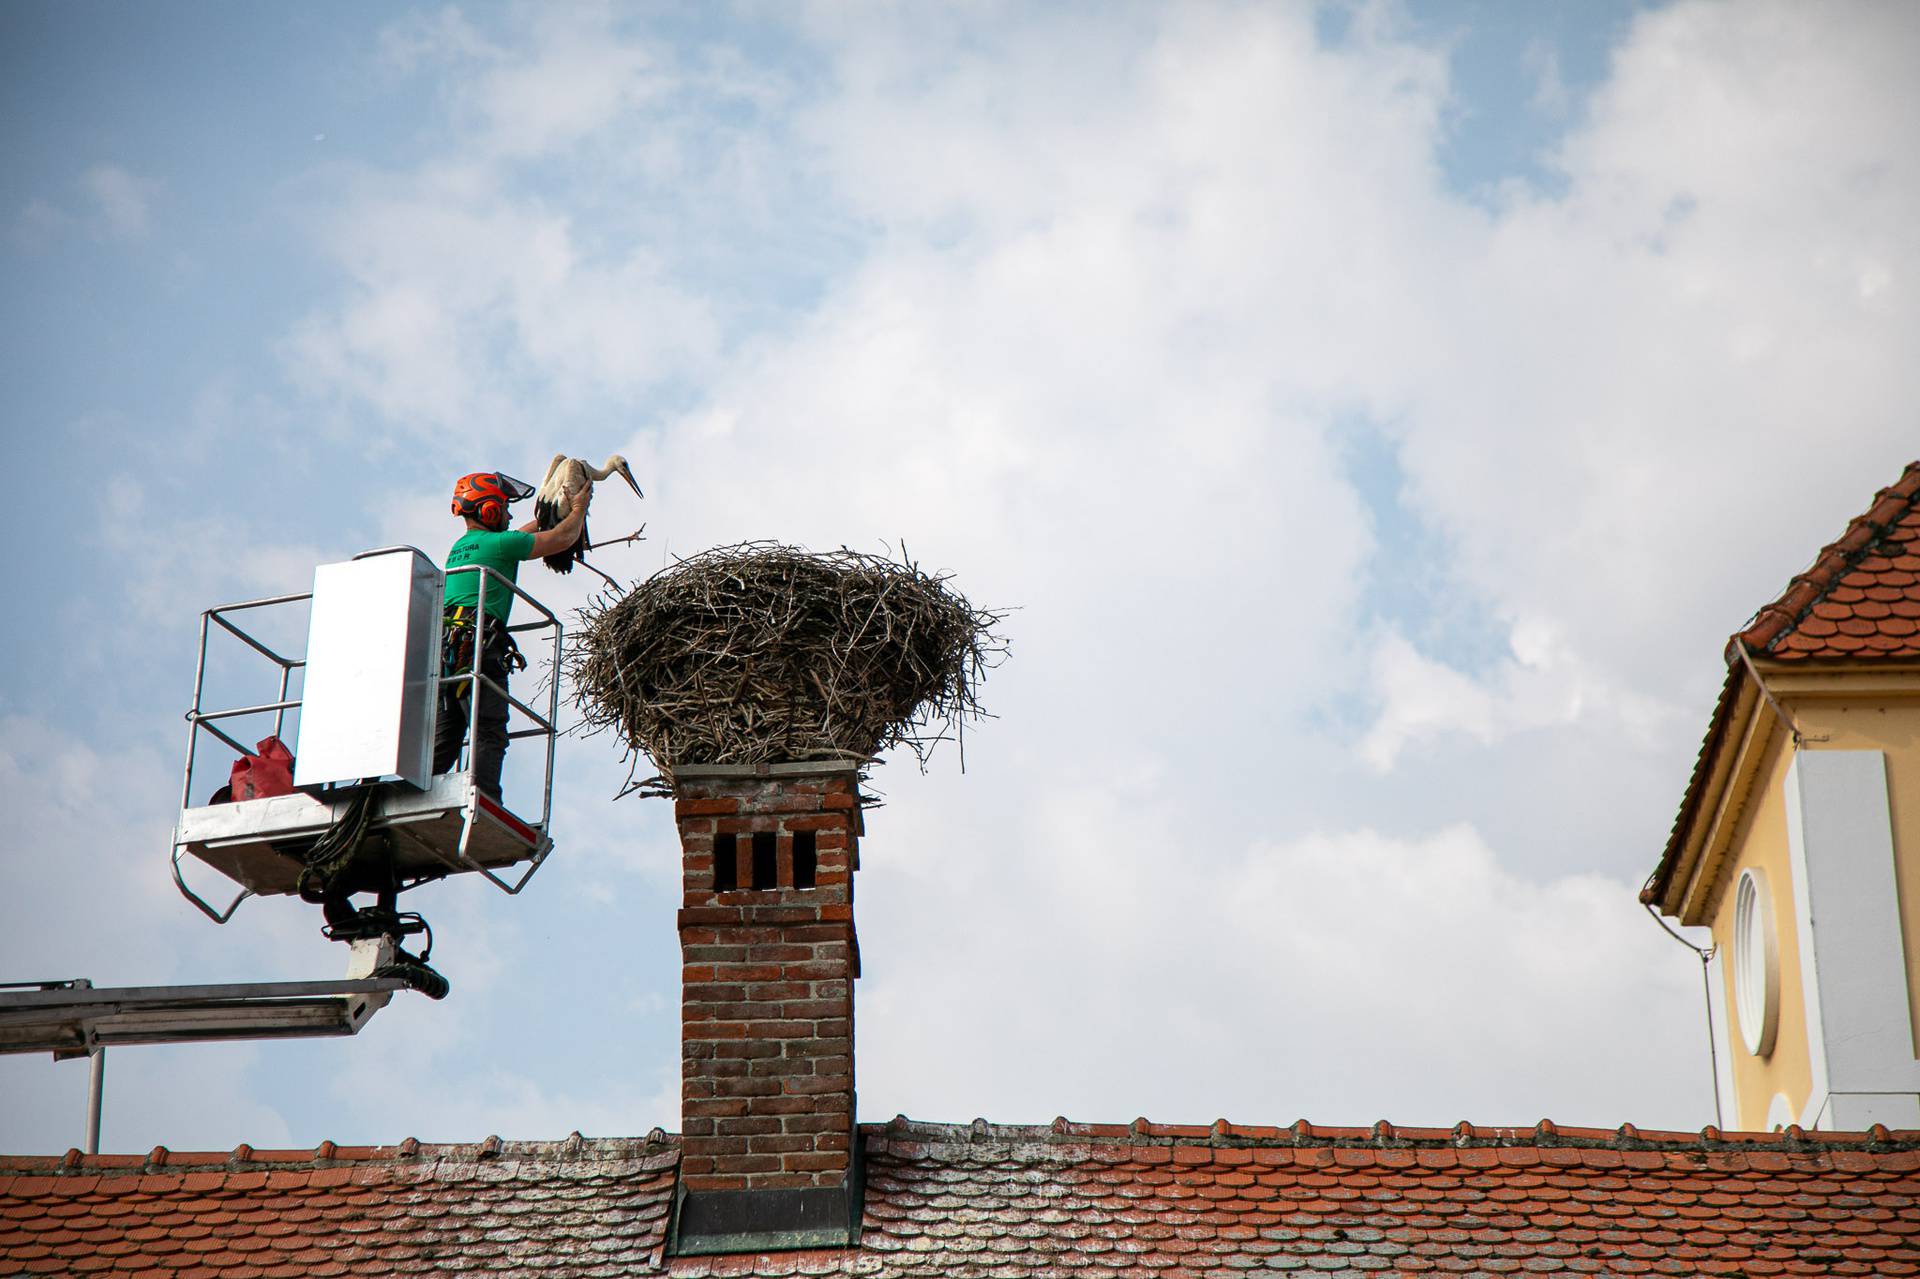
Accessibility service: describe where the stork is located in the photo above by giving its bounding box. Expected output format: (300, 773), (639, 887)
(535, 453), (643, 577)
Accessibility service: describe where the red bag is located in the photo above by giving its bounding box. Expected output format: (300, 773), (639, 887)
(229, 736), (296, 801)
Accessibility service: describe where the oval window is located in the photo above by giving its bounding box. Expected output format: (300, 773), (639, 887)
(1734, 867), (1780, 1057)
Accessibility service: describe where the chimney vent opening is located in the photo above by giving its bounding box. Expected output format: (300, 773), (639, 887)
(712, 833), (738, 892)
(792, 830), (817, 888)
(750, 831), (777, 889)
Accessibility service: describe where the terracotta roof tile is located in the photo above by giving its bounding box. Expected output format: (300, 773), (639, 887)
(3, 1121), (1918, 1275)
(1735, 460), (1920, 661)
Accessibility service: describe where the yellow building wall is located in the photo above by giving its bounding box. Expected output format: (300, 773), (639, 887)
(1706, 693), (1920, 1130)
(1705, 726), (1813, 1131)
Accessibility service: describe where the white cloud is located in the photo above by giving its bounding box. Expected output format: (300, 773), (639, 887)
(93, 476), (335, 627)
(1360, 620), (1679, 771)
(379, 3), (674, 159)
(81, 165), (159, 240)
(284, 171), (718, 441)
(858, 783), (1707, 1129)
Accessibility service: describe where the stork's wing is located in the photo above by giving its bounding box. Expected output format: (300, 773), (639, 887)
(533, 454), (571, 530)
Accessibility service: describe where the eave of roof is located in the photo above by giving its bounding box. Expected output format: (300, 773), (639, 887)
(1646, 460), (1920, 914)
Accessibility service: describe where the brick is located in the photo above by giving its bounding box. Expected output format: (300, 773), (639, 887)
(734, 1018), (805, 1039)
(783, 1152), (848, 1172)
(780, 961), (847, 981)
(748, 1057), (816, 1078)
(711, 1117), (782, 1137)
(781, 814), (846, 833)
(744, 1095), (825, 1117)
(678, 906), (746, 928)
(714, 963), (785, 983)
(738, 906), (822, 926)
(765, 795), (835, 814)
(684, 1021), (750, 1040)
(714, 1077), (784, 1099)
(741, 981), (810, 1001)
(746, 945), (813, 963)
(785, 1074), (853, 1097)
(677, 797), (739, 817)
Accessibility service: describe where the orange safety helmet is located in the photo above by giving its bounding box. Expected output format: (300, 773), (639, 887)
(451, 471), (534, 532)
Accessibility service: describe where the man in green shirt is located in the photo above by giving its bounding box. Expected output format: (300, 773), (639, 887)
(432, 470), (591, 799)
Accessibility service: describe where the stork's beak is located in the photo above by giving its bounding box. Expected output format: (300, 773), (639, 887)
(615, 460), (644, 498)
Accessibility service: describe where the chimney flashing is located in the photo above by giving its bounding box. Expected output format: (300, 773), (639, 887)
(668, 1139), (865, 1256)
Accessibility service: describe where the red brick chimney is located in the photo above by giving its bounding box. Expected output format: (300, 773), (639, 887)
(670, 762), (863, 1253)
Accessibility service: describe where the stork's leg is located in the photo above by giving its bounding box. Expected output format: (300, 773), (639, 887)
(575, 557), (620, 590)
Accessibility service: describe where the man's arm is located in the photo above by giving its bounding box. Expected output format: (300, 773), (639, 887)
(527, 487), (591, 559)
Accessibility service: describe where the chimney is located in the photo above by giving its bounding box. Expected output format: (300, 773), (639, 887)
(669, 761), (863, 1254)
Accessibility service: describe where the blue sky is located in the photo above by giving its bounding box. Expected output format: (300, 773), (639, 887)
(3, 1), (1916, 1156)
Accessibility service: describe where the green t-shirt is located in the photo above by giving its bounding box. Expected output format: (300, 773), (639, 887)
(443, 529), (535, 621)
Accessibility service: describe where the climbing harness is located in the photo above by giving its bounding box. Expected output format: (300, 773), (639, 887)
(442, 605), (526, 701)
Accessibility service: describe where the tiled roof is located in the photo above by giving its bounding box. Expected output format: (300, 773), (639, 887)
(0, 1133), (679, 1277)
(6, 1119), (1920, 1277)
(1644, 459), (1920, 910)
(1734, 460), (1920, 661)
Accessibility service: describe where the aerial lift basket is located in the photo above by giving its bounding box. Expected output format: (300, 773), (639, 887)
(170, 546), (562, 924)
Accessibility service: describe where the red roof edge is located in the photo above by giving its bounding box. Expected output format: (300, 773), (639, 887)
(1731, 460), (1920, 659)
(1645, 460), (1920, 911)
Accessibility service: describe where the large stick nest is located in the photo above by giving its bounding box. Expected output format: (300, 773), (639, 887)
(566, 542), (1006, 780)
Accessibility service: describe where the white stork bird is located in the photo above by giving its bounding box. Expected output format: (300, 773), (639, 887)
(534, 453), (643, 576)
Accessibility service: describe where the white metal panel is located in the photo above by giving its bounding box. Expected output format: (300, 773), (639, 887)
(295, 550), (442, 788)
(1783, 749), (1920, 1130)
